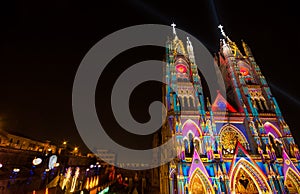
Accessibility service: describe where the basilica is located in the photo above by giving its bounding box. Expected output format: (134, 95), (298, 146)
(158, 24), (300, 194)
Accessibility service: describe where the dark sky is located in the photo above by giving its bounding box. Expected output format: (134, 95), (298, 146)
(0, 0), (299, 153)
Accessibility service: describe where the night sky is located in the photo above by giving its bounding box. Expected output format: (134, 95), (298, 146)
(0, 0), (299, 154)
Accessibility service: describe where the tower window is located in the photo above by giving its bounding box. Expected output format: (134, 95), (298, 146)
(184, 96), (189, 108)
(189, 97), (195, 108)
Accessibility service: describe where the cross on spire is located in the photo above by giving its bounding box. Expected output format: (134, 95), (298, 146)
(218, 24), (226, 37)
(171, 22), (177, 35)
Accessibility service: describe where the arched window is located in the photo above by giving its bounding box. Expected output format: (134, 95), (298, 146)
(176, 96), (181, 112)
(260, 98), (268, 111)
(194, 138), (201, 155)
(184, 96), (189, 108)
(219, 125), (248, 154)
(184, 139), (189, 157)
(268, 134), (282, 157)
(254, 98), (261, 110)
(188, 133), (194, 155)
(189, 96), (195, 108)
(183, 133), (195, 158)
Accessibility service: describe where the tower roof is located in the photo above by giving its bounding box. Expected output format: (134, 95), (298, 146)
(211, 91), (237, 112)
(169, 23), (187, 56)
(218, 24), (244, 58)
(188, 149), (210, 179)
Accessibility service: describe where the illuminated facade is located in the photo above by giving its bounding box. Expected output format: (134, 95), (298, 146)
(160, 25), (300, 194)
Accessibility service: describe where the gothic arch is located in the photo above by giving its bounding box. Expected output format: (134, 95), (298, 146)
(267, 133), (282, 158)
(179, 96), (183, 107)
(183, 138), (189, 152)
(263, 122), (282, 138)
(182, 119), (202, 138)
(188, 168), (215, 194)
(189, 96), (195, 108)
(219, 124), (248, 153)
(284, 168), (300, 193)
(173, 40), (187, 56)
(193, 137), (202, 155)
(260, 97), (268, 110)
(230, 158), (271, 194)
(184, 96), (189, 108)
(267, 133), (282, 144)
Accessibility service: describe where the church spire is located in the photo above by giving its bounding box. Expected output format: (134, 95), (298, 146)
(242, 39), (253, 57)
(186, 37), (195, 63)
(170, 23), (187, 56)
(218, 24), (244, 58)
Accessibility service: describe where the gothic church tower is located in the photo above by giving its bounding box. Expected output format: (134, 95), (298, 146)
(159, 24), (300, 194)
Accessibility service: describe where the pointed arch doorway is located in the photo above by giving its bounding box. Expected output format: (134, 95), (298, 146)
(230, 159), (272, 194)
(234, 168), (259, 194)
(284, 168), (300, 194)
(189, 168), (214, 194)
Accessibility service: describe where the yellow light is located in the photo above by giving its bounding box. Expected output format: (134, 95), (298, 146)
(63, 141), (67, 145)
(85, 178), (90, 190)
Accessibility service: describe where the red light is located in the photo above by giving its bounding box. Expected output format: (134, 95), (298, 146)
(240, 67), (249, 76)
(176, 64), (187, 73)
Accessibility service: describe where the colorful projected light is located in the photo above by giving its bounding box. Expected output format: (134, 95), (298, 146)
(240, 67), (249, 76)
(159, 24), (300, 194)
(176, 64), (187, 73)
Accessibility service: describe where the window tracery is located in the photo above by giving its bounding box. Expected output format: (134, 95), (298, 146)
(220, 125), (248, 154)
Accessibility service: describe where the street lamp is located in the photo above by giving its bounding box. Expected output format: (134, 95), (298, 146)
(73, 147), (79, 156)
(62, 141), (67, 149)
(13, 168), (20, 173)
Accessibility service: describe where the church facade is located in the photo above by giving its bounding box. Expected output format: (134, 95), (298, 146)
(159, 25), (300, 194)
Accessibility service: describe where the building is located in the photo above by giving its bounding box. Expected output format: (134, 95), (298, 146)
(0, 129), (56, 153)
(95, 149), (116, 166)
(159, 24), (300, 194)
(0, 129), (97, 194)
